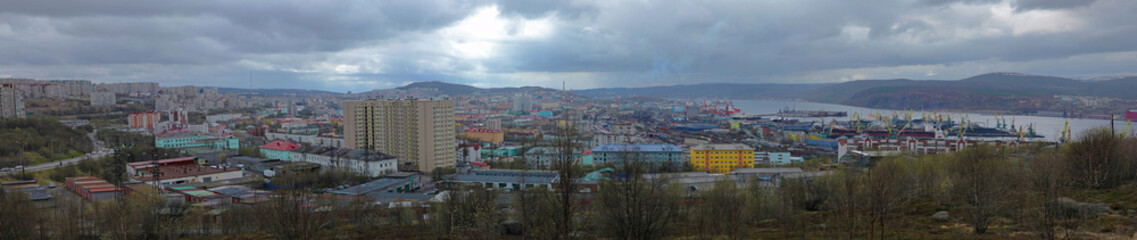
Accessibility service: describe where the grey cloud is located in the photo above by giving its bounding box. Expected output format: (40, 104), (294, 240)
(1015, 0), (1097, 11)
(0, 0), (485, 65)
(917, 0), (1002, 6)
(1, 0), (1136, 91)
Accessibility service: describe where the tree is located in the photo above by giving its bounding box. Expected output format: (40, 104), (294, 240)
(263, 171), (331, 239)
(595, 158), (682, 240)
(691, 179), (748, 239)
(866, 158), (906, 239)
(549, 116), (585, 239)
(238, 146), (264, 159)
(950, 145), (1015, 234)
(0, 191), (41, 240)
(1026, 151), (1068, 239)
(826, 170), (866, 240)
(1064, 128), (1128, 189)
(431, 187), (503, 239)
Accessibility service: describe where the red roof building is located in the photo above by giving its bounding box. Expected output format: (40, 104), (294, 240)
(260, 140), (302, 151)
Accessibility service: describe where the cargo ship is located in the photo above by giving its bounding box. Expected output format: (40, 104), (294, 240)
(827, 128), (937, 138)
(951, 125), (1044, 139)
(778, 108), (848, 118)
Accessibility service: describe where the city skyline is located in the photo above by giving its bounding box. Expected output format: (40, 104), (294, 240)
(1, 0), (1136, 92)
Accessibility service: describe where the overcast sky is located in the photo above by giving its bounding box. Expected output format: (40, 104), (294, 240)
(1, 0), (1135, 92)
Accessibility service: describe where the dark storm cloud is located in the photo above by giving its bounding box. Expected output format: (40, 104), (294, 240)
(0, 0), (485, 65)
(0, 0), (1135, 91)
(480, 0), (1137, 87)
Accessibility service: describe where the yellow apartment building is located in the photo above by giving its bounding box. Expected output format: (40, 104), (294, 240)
(690, 144), (754, 174)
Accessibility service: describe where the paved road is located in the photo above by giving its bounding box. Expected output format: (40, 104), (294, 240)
(0, 130), (111, 176)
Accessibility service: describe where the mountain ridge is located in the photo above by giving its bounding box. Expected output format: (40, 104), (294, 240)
(356, 73), (1135, 112)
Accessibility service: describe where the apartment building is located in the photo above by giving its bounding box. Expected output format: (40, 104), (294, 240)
(90, 91), (116, 106)
(690, 144), (754, 174)
(0, 85), (25, 118)
(343, 99), (456, 172)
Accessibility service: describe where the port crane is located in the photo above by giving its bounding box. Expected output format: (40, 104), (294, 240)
(702, 99), (741, 117)
(1120, 120), (1132, 138)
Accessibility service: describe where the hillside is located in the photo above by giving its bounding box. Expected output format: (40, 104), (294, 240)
(577, 83), (826, 100)
(396, 81), (559, 96)
(803, 73), (1137, 111)
(576, 72), (1137, 112)
(214, 87), (342, 96)
(356, 73), (1134, 113)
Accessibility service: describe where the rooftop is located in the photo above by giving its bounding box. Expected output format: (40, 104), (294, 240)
(464, 127), (502, 133)
(260, 140), (301, 151)
(127, 157), (196, 167)
(157, 131), (234, 140)
(365, 192), (433, 202)
(692, 144), (752, 151)
(182, 147), (237, 155)
(293, 146), (396, 162)
(209, 185), (267, 201)
(333, 178), (415, 196)
(450, 174), (558, 185)
(730, 168), (804, 175)
(592, 144), (684, 152)
(131, 164), (241, 182)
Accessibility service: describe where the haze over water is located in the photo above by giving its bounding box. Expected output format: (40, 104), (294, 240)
(732, 99), (1117, 142)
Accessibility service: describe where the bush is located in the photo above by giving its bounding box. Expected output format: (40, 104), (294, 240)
(49, 165), (78, 183)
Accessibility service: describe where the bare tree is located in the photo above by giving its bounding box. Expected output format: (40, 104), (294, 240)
(865, 158), (907, 240)
(263, 171), (331, 239)
(949, 145), (1015, 234)
(0, 190), (41, 239)
(431, 186), (503, 239)
(1025, 150), (1068, 239)
(549, 114), (584, 239)
(1064, 128), (1124, 189)
(826, 170), (865, 240)
(595, 156), (682, 240)
(49, 196), (86, 240)
(691, 179), (748, 239)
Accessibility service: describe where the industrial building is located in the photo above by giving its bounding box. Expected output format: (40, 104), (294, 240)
(155, 131), (239, 150)
(448, 169), (558, 191)
(332, 173), (422, 196)
(1, 181), (53, 207)
(289, 146), (399, 177)
(64, 176), (122, 202)
(126, 157), (243, 186)
(343, 98), (456, 172)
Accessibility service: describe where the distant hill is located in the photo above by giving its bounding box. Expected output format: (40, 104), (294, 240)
(577, 83), (827, 100)
(804, 73), (1137, 110)
(575, 72), (1137, 112)
(396, 81), (559, 96)
(338, 73), (1136, 112)
(397, 81), (480, 96)
(214, 87), (342, 97)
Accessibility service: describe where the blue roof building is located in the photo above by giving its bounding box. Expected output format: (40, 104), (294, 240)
(591, 144), (688, 171)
